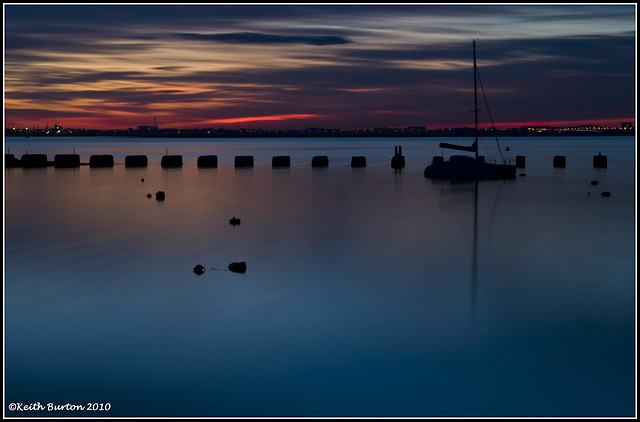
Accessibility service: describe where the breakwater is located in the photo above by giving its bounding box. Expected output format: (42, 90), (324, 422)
(6, 151), (611, 170)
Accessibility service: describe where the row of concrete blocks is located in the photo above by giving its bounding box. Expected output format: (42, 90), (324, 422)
(552, 154), (607, 168)
(428, 154), (607, 169)
(129, 155), (366, 168)
(5, 153), (368, 168)
(6, 153), (608, 169)
(164, 154), (367, 168)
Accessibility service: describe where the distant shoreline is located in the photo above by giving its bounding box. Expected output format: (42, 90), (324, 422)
(4, 126), (635, 138)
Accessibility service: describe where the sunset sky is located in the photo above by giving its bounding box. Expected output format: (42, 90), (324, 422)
(4, 4), (636, 130)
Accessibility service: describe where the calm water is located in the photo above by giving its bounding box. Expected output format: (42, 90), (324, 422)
(4, 136), (636, 417)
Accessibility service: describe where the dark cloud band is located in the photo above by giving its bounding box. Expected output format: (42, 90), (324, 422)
(177, 32), (351, 46)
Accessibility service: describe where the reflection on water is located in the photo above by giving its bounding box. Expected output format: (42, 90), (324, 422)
(4, 137), (636, 416)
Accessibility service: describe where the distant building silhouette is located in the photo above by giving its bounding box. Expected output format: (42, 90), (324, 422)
(137, 116), (159, 132)
(137, 125), (158, 132)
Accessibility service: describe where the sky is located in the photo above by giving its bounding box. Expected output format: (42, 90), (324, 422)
(3, 3), (637, 131)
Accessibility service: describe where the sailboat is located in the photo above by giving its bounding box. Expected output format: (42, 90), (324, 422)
(424, 40), (516, 180)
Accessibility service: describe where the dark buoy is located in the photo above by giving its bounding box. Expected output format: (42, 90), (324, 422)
(516, 155), (526, 168)
(146, 193), (152, 198)
(155, 191), (165, 201)
(601, 191), (611, 197)
(229, 217), (241, 226)
(553, 155), (566, 168)
(193, 264), (205, 275)
(590, 180), (599, 185)
(228, 261), (247, 273)
(141, 178), (145, 183)
(593, 152), (607, 168)
(518, 173), (526, 177)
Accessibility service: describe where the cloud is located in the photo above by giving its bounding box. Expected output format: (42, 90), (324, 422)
(3, 4), (635, 130)
(177, 32), (352, 46)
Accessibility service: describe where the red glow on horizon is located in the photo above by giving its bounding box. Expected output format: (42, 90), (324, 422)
(427, 118), (635, 130)
(5, 113), (634, 131)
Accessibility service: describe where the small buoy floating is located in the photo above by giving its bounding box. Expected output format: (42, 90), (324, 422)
(228, 261), (247, 273)
(229, 217), (241, 226)
(601, 191), (611, 197)
(590, 180), (599, 185)
(193, 264), (205, 275)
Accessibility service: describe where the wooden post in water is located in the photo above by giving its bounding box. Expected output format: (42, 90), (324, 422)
(593, 152), (607, 168)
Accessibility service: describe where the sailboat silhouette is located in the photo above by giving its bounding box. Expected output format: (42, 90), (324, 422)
(424, 40), (516, 180)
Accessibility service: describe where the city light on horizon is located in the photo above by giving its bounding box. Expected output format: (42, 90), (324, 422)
(4, 4), (636, 133)
(6, 116), (635, 133)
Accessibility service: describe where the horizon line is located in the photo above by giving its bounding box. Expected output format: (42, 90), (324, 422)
(6, 121), (636, 132)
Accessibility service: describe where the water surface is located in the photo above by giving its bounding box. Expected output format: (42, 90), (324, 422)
(4, 136), (636, 417)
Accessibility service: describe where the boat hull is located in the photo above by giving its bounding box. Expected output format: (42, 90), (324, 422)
(424, 155), (516, 180)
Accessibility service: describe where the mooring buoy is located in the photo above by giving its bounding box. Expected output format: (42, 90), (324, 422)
(228, 262), (247, 273)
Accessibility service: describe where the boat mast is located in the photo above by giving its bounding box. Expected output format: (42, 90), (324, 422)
(473, 39), (478, 160)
